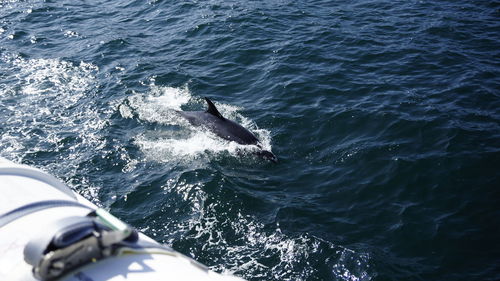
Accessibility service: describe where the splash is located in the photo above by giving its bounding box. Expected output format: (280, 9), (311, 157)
(201, 212), (372, 281)
(120, 84), (273, 164)
(128, 168), (372, 281)
(120, 85), (191, 124)
(144, 195), (373, 281)
(0, 53), (106, 180)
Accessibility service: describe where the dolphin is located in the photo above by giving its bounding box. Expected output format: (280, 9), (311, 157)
(176, 97), (278, 163)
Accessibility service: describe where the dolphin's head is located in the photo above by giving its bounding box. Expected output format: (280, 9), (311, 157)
(256, 150), (278, 163)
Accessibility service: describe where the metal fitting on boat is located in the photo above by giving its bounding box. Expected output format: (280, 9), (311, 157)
(24, 209), (137, 281)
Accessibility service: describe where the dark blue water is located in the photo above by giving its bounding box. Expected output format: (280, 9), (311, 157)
(1, 1), (499, 280)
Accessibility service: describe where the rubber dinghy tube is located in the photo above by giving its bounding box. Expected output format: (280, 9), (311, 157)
(0, 157), (244, 281)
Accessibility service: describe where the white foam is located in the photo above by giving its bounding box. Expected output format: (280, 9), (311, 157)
(0, 54), (105, 176)
(138, 171), (372, 281)
(153, 202), (372, 281)
(120, 85), (191, 125)
(216, 214), (371, 280)
(121, 84), (273, 164)
(64, 30), (80, 38)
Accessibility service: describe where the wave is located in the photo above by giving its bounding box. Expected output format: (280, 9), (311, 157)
(0, 54), (103, 160)
(119, 84), (273, 165)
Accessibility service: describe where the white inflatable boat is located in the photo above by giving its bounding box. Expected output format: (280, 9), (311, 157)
(0, 157), (243, 281)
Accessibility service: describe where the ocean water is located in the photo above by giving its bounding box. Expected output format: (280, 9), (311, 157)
(1, 0), (499, 280)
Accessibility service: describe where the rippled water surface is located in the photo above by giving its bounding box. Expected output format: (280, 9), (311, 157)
(1, 0), (499, 280)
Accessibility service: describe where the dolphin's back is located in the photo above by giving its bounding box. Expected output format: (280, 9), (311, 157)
(212, 116), (259, 145)
(176, 97), (277, 162)
(178, 111), (258, 145)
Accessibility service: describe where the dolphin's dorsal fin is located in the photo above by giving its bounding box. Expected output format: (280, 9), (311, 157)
(204, 97), (224, 119)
